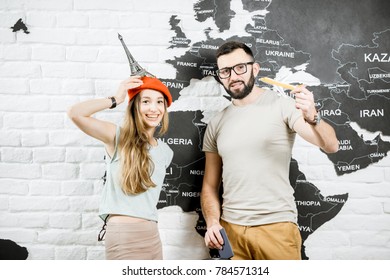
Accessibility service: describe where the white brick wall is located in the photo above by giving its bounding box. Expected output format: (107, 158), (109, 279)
(1, 0), (389, 260)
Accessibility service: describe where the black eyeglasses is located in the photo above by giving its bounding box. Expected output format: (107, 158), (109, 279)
(216, 62), (255, 79)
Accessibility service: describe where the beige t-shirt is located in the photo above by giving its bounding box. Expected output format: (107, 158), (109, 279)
(203, 90), (302, 226)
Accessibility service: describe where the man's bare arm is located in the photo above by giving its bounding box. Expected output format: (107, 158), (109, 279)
(201, 152), (224, 249)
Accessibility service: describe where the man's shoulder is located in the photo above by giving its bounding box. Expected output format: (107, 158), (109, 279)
(208, 105), (231, 124)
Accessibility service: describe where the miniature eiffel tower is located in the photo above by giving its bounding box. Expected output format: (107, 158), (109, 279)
(118, 33), (155, 77)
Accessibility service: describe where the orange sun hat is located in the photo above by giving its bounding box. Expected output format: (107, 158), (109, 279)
(127, 76), (172, 107)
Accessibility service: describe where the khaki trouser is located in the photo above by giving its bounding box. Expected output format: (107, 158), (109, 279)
(220, 219), (302, 260)
(104, 219), (162, 260)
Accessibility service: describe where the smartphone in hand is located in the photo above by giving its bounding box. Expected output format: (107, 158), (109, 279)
(218, 228), (234, 259)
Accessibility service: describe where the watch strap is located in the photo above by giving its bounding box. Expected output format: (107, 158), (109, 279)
(108, 96), (116, 109)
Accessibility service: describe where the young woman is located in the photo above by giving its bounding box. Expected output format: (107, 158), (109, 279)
(67, 75), (173, 259)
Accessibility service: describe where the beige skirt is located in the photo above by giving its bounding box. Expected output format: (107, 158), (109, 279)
(104, 219), (162, 260)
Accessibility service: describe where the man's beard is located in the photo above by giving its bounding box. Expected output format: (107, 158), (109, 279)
(224, 74), (255, 100)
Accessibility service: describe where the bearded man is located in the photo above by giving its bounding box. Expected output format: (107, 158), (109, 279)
(201, 41), (339, 260)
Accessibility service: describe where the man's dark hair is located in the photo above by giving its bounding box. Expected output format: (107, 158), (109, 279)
(216, 41), (254, 59)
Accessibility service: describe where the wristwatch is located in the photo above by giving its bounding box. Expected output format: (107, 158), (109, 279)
(308, 110), (321, 125)
(108, 96), (117, 109)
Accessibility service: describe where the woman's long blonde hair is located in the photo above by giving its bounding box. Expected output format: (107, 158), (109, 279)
(118, 93), (169, 195)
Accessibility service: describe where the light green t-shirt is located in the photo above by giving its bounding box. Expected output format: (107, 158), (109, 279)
(99, 126), (173, 222)
(203, 90), (302, 226)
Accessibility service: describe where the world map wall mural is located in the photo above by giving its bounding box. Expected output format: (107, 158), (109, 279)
(156, 0), (390, 259)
